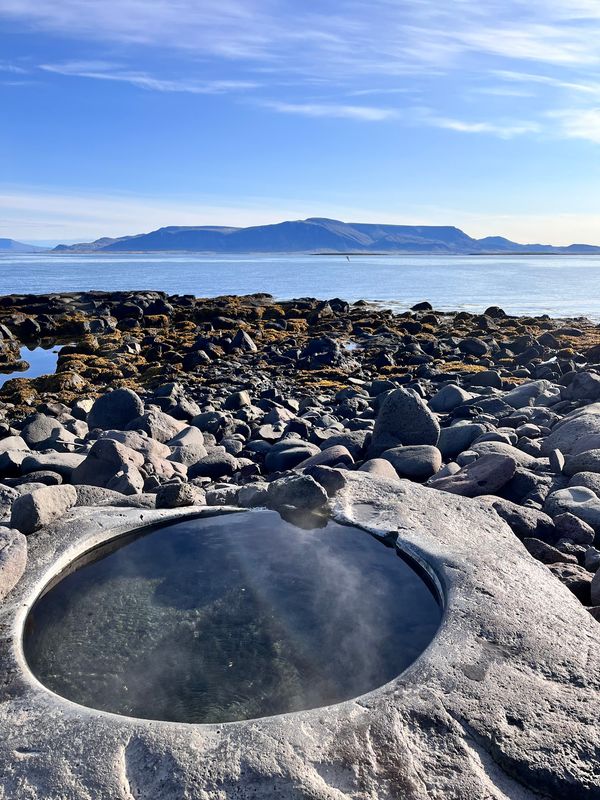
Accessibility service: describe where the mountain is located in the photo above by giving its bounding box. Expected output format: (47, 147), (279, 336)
(0, 238), (45, 254)
(52, 218), (600, 255)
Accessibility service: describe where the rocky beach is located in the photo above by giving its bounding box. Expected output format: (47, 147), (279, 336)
(1, 290), (600, 615)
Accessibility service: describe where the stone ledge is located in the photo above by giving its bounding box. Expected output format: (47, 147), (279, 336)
(0, 473), (598, 799)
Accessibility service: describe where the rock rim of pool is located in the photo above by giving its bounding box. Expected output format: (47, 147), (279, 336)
(1, 472), (599, 799)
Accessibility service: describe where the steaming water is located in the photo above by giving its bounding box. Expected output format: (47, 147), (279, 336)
(23, 511), (441, 724)
(3, 252), (600, 318)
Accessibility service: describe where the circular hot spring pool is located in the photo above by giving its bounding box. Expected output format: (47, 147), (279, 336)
(23, 511), (442, 724)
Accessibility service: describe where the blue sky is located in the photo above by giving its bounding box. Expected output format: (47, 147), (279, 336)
(2, 0), (600, 245)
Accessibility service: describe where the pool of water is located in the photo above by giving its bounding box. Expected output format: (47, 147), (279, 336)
(23, 511), (441, 724)
(0, 345), (61, 388)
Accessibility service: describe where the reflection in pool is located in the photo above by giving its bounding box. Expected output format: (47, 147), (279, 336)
(24, 511), (441, 724)
(0, 345), (61, 387)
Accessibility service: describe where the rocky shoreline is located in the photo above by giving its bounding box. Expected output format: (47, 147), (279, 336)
(1, 290), (600, 619)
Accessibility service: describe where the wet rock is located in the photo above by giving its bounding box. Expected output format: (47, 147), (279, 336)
(368, 388), (440, 457)
(0, 527), (26, 601)
(380, 445), (442, 480)
(428, 454), (517, 498)
(10, 485), (77, 534)
(87, 388), (144, 431)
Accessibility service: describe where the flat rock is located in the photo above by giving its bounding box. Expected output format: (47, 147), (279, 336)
(428, 453), (517, 497)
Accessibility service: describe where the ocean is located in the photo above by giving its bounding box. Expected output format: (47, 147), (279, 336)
(2, 252), (599, 320)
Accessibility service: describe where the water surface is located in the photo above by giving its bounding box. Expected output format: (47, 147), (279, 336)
(2, 253), (600, 319)
(24, 511), (441, 723)
(0, 345), (61, 388)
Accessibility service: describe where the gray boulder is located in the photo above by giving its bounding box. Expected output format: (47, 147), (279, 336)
(428, 453), (517, 497)
(87, 388), (144, 431)
(368, 388), (440, 457)
(381, 445), (442, 480)
(20, 452), (86, 479)
(297, 445), (354, 470)
(156, 482), (206, 509)
(554, 512), (595, 545)
(20, 414), (64, 450)
(74, 485), (155, 508)
(429, 384), (473, 413)
(568, 471), (600, 498)
(438, 423), (487, 459)
(358, 458), (401, 481)
(10, 485), (77, 535)
(523, 538), (577, 565)
(267, 474), (328, 511)
(544, 487), (600, 533)
(503, 380), (554, 409)
(564, 449), (600, 477)
(265, 440), (320, 472)
(478, 496), (556, 542)
(471, 440), (542, 469)
(542, 403), (600, 456)
(0, 527), (26, 601)
(72, 439), (144, 493)
(187, 452), (238, 480)
(127, 409), (187, 443)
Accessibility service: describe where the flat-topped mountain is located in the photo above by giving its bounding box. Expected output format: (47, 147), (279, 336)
(0, 238), (45, 254)
(53, 218), (600, 254)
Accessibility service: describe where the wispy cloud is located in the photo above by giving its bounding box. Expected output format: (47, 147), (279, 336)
(40, 61), (258, 94)
(428, 115), (540, 138)
(548, 108), (600, 143)
(261, 101), (398, 121)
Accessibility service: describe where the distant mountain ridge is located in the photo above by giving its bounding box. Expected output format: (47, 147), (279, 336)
(52, 218), (600, 255)
(0, 238), (45, 254)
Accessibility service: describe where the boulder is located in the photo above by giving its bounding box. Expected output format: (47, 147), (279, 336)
(296, 445), (354, 470)
(553, 512), (595, 545)
(568, 471), (600, 498)
(523, 538), (578, 565)
(87, 388), (144, 431)
(265, 440), (320, 472)
(503, 380), (554, 409)
(380, 445), (442, 480)
(544, 487), (600, 533)
(267, 474), (328, 511)
(72, 439), (144, 493)
(20, 414), (64, 450)
(368, 388), (440, 457)
(156, 482), (206, 509)
(478, 496), (556, 542)
(564, 449), (600, 477)
(542, 404), (600, 456)
(358, 458), (401, 481)
(74, 485), (155, 508)
(428, 454), (517, 498)
(127, 409), (187, 443)
(20, 452), (85, 479)
(187, 452), (238, 480)
(429, 384), (474, 413)
(0, 527), (26, 601)
(10, 485), (77, 535)
(470, 441), (542, 469)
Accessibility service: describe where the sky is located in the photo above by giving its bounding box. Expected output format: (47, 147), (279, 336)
(2, 0), (600, 245)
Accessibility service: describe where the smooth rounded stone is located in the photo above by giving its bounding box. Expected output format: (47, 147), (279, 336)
(564, 449), (600, 477)
(470, 440), (543, 469)
(455, 450), (479, 467)
(167, 426), (206, 448)
(0, 527), (26, 601)
(127, 409), (187, 444)
(380, 445), (442, 481)
(187, 452), (238, 480)
(553, 512), (596, 545)
(358, 458), (400, 481)
(516, 423), (541, 439)
(74, 485), (155, 508)
(205, 485), (239, 506)
(296, 444), (353, 470)
(221, 437), (244, 456)
(438, 423), (487, 459)
(429, 384), (474, 413)
(20, 452), (86, 479)
(10, 485), (77, 535)
(544, 487), (600, 533)
(168, 443), (209, 467)
(478, 496), (556, 542)
(155, 482), (206, 509)
(547, 562), (593, 603)
(427, 462), (461, 481)
(472, 431), (514, 446)
(71, 439), (144, 490)
(20, 414), (64, 450)
(523, 538), (578, 565)
(267, 473), (328, 511)
(223, 390), (251, 410)
(264, 440), (320, 472)
(9, 471), (62, 487)
(303, 465), (347, 497)
(462, 369), (502, 389)
(191, 411), (231, 436)
(428, 453), (517, 498)
(98, 430), (171, 459)
(542, 403), (600, 456)
(368, 388), (440, 457)
(503, 380), (554, 409)
(568, 471), (600, 498)
(319, 431), (369, 459)
(458, 337), (489, 357)
(87, 388), (144, 431)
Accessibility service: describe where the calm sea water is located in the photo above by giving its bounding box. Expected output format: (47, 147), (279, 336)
(2, 252), (599, 319)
